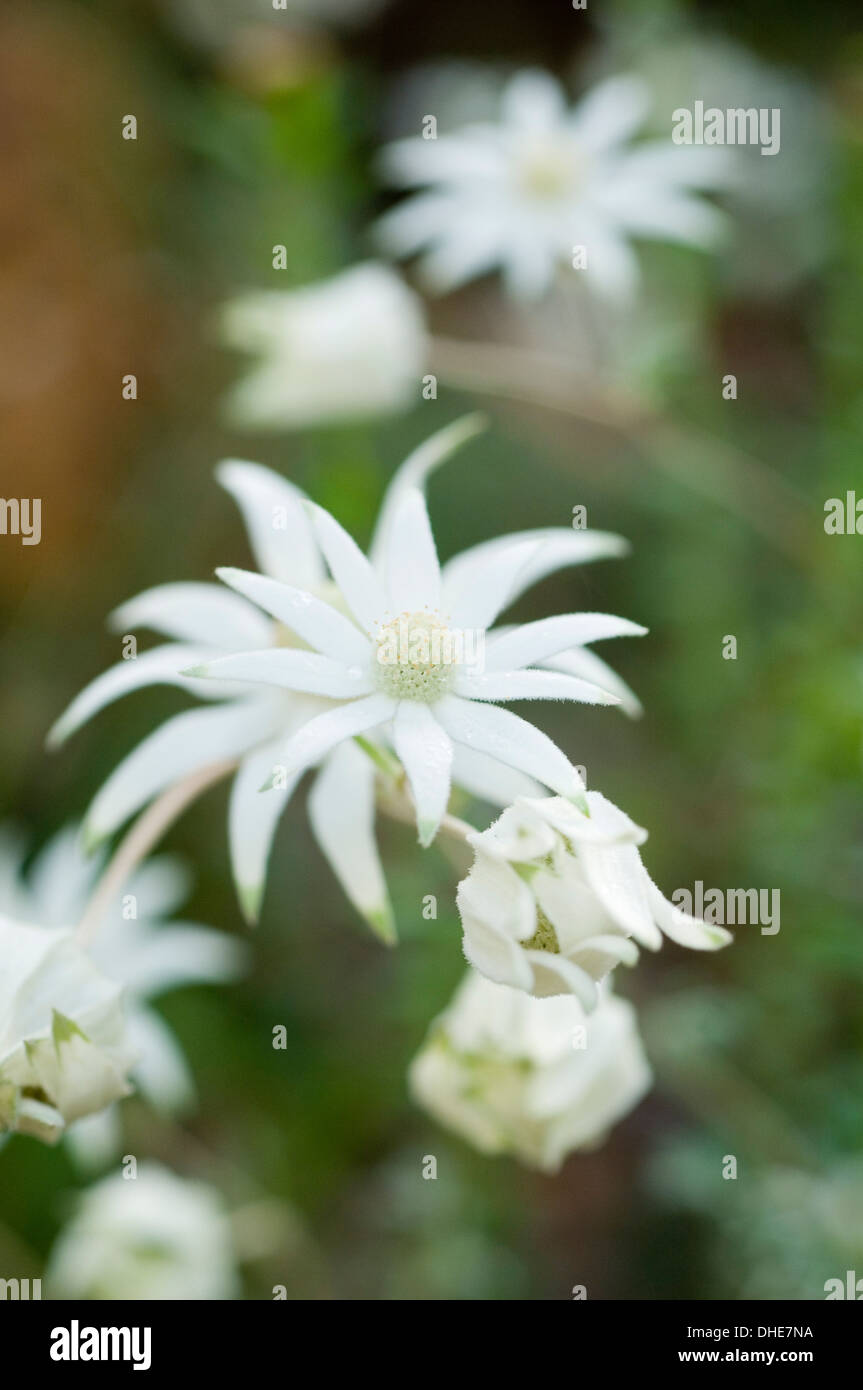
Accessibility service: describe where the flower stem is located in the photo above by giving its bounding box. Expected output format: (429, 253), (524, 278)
(75, 759), (238, 948)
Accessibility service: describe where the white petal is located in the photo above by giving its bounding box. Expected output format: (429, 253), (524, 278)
(125, 1005), (195, 1114)
(85, 703), (265, 844)
(392, 703), (453, 846)
(104, 924), (247, 999)
(454, 669), (619, 705)
(109, 582), (271, 650)
(370, 415), (486, 570)
(378, 136), (503, 189)
(579, 220), (642, 302)
(309, 502), (387, 636)
(46, 645), (222, 749)
(577, 840), (663, 951)
(124, 857), (191, 920)
(216, 568), (369, 665)
(600, 182), (726, 248)
(216, 459), (323, 588)
(308, 743), (395, 944)
(383, 488), (441, 614)
(375, 192), (462, 253)
(64, 1106), (122, 1168)
(612, 140), (737, 191)
(485, 613), (646, 672)
(462, 919), (536, 992)
(414, 219), (505, 294)
(229, 740), (300, 924)
(523, 949), (599, 1008)
(502, 69), (568, 132)
(542, 646), (642, 718)
(269, 694), (395, 785)
(28, 824), (98, 926)
(445, 539), (540, 630)
(442, 528), (628, 621)
(435, 695), (584, 799)
(647, 879), (733, 951)
(569, 74), (651, 152)
(185, 649), (372, 699)
(500, 237), (558, 301)
(533, 790), (646, 847)
(450, 744), (545, 806)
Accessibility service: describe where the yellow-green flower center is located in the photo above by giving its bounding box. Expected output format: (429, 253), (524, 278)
(516, 141), (580, 200)
(521, 909), (561, 954)
(374, 610), (456, 702)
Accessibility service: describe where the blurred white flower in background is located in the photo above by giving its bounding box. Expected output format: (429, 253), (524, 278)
(0, 824), (246, 1163)
(377, 68), (729, 301)
(47, 1162), (240, 1300)
(0, 916), (133, 1145)
(191, 431), (643, 847)
(410, 971), (651, 1171)
(458, 794), (731, 1006)
(221, 264), (427, 430)
(52, 419), (634, 936)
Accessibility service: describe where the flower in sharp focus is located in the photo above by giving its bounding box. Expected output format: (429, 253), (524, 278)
(0, 823), (246, 1163)
(377, 69), (730, 301)
(0, 915), (133, 1145)
(49, 418), (635, 936)
(457, 794), (732, 1007)
(409, 971), (652, 1172)
(220, 263), (427, 430)
(187, 428), (645, 850)
(47, 1162), (240, 1300)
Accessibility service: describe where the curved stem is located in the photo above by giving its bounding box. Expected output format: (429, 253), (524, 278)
(75, 758), (238, 948)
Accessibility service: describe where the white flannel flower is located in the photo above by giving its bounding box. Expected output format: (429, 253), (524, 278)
(0, 916), (133, 1145)
(50, 419), (633, 935)
(47, 1162), (240, 1300)
(409, 971), (651, 1171)
(377, 69), (729, 301)
(188, 430), (644, 849)
(458, 794), (732, 1007)
(0, 824), (245, 1163)
(221, 263), (427, 430)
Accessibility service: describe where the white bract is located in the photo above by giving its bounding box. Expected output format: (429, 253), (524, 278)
(0, 824), (245, 1163)
(47, 1161), (240, 1300)
(188, 427), (644, 850)
(458, 794), (732, 1006)
(0, 915), (133, 1145)
(377, 69), (729, 301)
(221, 263), (427, 430)
(410, 971), (652, 1171)
(51, 419), (634, 937)
(48, 456), (388, 934)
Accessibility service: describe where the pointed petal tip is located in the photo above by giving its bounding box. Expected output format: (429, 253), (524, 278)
(417, 817), (440, 848)
(81, 821), (108, 856)
(366, 905), (398, 947)
(45, 721), (67, 752)
(237, 882), (263, 927)
(455, 409), (489, 436)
